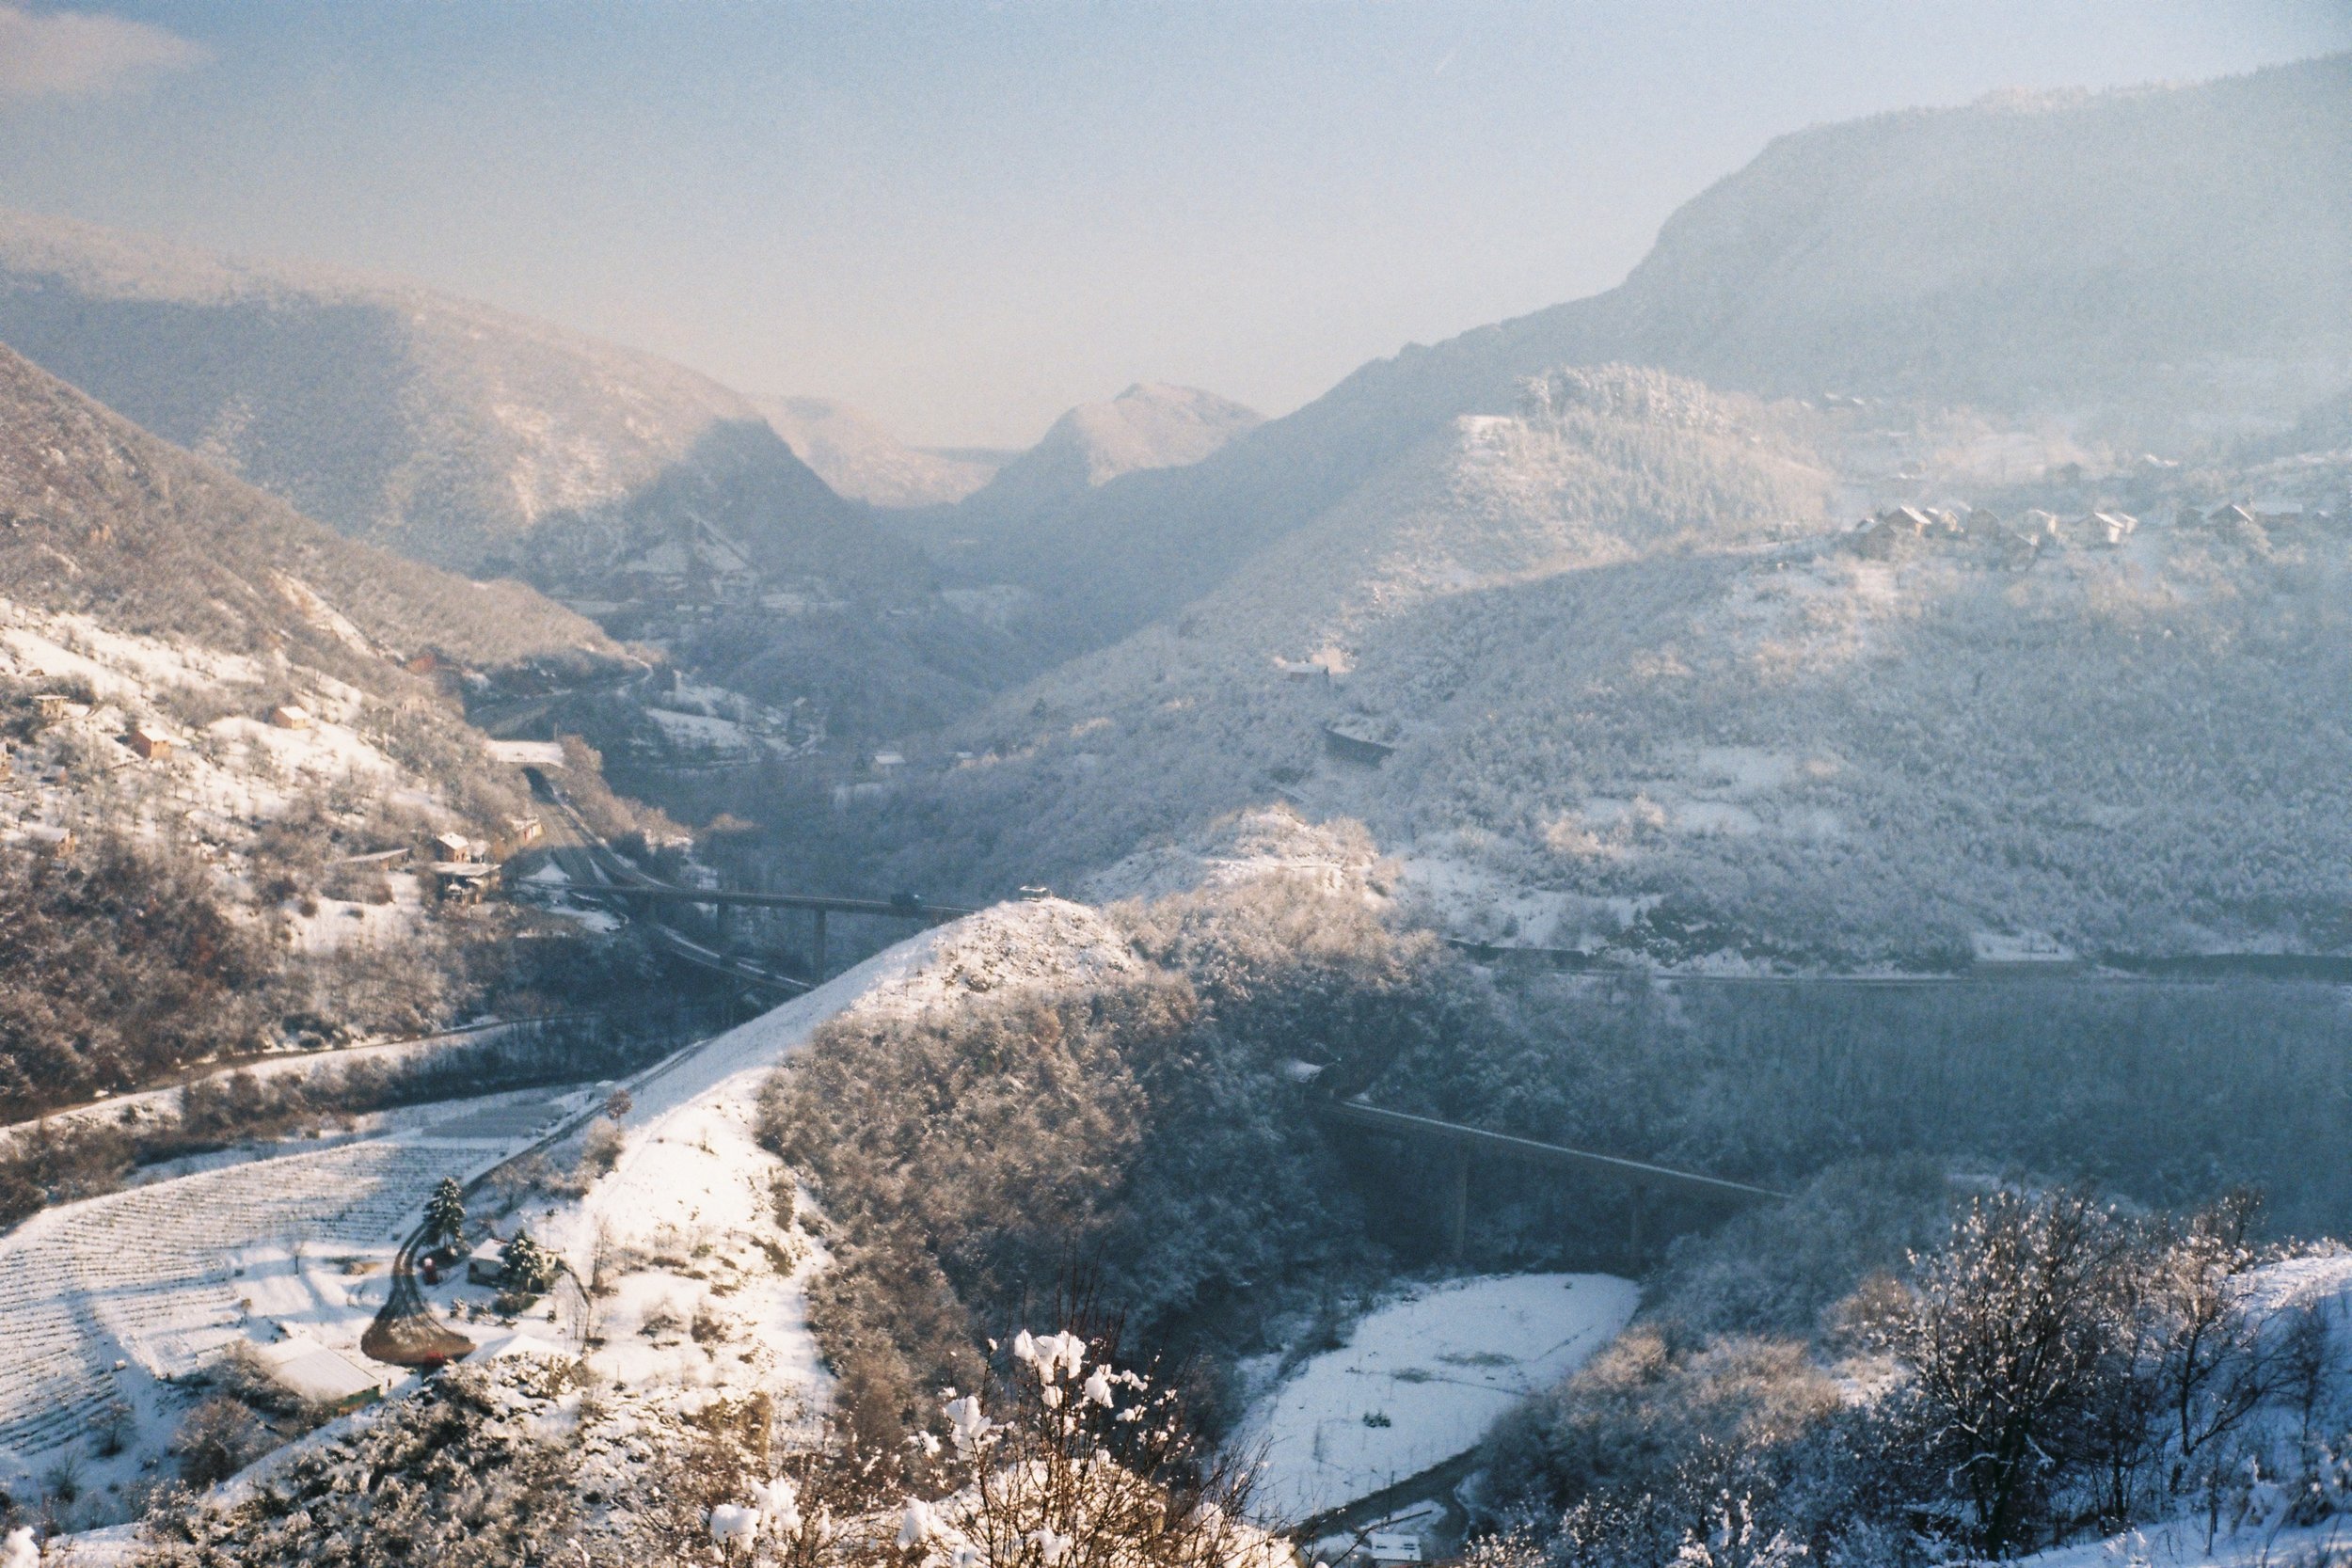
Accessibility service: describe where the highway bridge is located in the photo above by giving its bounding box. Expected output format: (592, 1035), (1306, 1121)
(1317, 1096), (1783, 1261)
(524, 784), (969, 996)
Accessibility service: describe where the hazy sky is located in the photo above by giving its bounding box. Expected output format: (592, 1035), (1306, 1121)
(1, 2), (2347, 447)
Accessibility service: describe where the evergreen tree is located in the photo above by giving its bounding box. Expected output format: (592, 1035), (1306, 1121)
(423, 1177), (467, 1251)
(501, 1228), (559, 1294)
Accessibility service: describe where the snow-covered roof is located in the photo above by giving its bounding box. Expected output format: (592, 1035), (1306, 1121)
(250, 1336), (384, 1405)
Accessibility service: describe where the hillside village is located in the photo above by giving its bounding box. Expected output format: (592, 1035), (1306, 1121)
(0, 37), (2346, 1568)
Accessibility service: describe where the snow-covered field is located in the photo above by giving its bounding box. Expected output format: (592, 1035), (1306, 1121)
(1240, 1273), (1640, 1522)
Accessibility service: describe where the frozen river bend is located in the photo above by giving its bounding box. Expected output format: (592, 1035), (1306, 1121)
(1241, 1272), (1640, 1522)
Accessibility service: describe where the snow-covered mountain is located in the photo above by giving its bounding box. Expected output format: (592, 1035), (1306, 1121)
(902, 383), (1264, 578)
(0, 343), (630, 1105)
(973, 382), (1263, 508)
(0, 208), (907, 595)
(970, 55), (2352, 649)
(755, 394), (1009, 509)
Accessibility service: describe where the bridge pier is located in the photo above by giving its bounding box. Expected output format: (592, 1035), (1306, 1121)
(1446, 1147), (1470, 1260)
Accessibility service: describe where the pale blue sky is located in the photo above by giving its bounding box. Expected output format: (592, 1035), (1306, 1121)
(2, 1), (2347, 446)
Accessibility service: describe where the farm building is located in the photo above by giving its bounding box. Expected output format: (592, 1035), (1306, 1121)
(126, 724), (173, 761)
(268, 704), (312, 730)
(2071, 511), (2137, 547)
(1323, 722), (1399, 768)
(246, 1334), (389, 1415)
(432, 832), (482, 863)
(430, 861), (496, 904)
(1274, 657), (1331, 684)
(30, 693), (72, 723)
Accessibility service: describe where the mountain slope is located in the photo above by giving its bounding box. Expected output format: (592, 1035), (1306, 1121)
(0, 343), (645, 1105)
(827, 367), (2352, 964)
(755, 394), (1007, 508)
(970, 382), (1263, 510)
(977, 54), (2352, 647)
(0, 343), (613, 671)
(0, 208), (900, 589)
(898, 383), (1263, 578)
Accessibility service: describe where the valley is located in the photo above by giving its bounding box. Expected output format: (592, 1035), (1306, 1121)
(0, 33), (2346, 1568)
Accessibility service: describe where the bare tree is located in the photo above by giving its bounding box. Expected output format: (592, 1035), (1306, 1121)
(1875, 1190), (2140, 1555)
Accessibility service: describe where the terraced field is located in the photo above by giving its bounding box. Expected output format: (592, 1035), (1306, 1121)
(0, 1139), (461, 1463)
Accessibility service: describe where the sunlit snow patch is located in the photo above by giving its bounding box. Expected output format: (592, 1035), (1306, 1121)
(1240, 1273), (1638, 1523)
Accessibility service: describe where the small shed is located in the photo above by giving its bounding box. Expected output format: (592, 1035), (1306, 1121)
(432, 832), (482, 863)
(127, 724), (174, 761)
(1323, 722), (1398, 768)
(20, 824), (74, 857)
(268, 704), (313, 731)
(466, 1236), (509, 1286)
(506, 815), (543, 846)
(1274, 657), (1330, 684)
(870, 751), (906, 775)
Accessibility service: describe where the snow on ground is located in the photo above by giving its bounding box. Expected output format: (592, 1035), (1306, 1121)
(1239, 1273), (1639, 1523)
(0, 1072), (610, 1517)
(0, 1020), (586, 1151)
(517, 898), (1142, 1411)
(1393, 844), (1645, 952)
(1079, 805), (1384, 905)
(645, 705), (755, 757)
(486, 739), (567, 768)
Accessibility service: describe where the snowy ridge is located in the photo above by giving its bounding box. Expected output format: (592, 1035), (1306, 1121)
(531, 898), (1144, 1403)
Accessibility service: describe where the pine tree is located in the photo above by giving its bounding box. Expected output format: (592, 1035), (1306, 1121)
(423, 1177), (467, 1251)
(501, 1228), (559, 1294)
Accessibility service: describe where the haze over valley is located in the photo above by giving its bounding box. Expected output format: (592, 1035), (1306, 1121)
(0, 12), (2348, 1568)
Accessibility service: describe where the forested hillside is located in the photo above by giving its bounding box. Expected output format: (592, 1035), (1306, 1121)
(807, 366), (2352, 963)
(0, 345), (639, 1110)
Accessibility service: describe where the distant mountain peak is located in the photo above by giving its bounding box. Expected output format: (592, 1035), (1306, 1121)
(754, 394), (1007, 509)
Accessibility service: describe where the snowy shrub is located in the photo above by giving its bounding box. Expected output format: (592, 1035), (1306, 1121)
(579, 1117), (628, 1179)
(883, 1324), (1275, 1568)
(169, 1396), (276, 1489)
(1478, 1323), (1843, 1536)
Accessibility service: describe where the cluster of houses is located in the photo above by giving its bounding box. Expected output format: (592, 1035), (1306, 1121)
(15, 690), (322, 767)
(1846, 498), (2339, 562)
